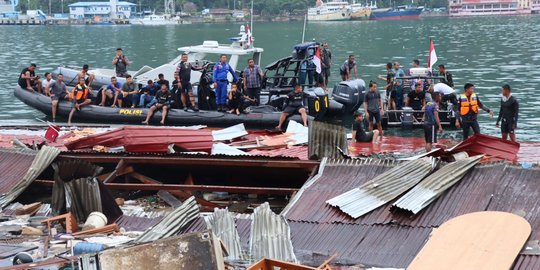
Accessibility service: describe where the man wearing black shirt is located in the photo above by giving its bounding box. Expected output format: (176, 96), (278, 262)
(176, 53), (202, 111)
(438, 64), (454, 87)
(352, 111), (379, 144)
(406, 83), (426, 110)
(276, 85), (309, 130)
(18, 63), (42, 93)
(496, 84), (519, 142)
(142, 84), (172, 125)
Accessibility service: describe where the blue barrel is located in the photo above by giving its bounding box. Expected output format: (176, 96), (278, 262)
(73, 242), (104, 255)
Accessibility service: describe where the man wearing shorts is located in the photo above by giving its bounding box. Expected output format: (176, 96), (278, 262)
(364, 81), (384, 139)
(18, 63), (42, 93)
(68, 77), (92, 125)
(423, 92), (443, 152)
(495, 84), (519, 142)
(175, 53), (203, 111)
(45, 74), (69, 122)
(352, 111), (379, 144)
(276, 85), (309, 130)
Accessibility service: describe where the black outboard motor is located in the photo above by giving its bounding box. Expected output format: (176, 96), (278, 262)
(197, 68), (217, 111)
(304, 87), (329, 120)
(332, 79), (365, 113)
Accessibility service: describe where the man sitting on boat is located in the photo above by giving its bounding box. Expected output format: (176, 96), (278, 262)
(68, 77), (92, 125)
(42, 72), (55, 92)
(213, 54), (239, 112)
(276, 85), (309, 131)
(175, 53), (203, 111)
(138, 80), (159, 108)
(228, 84), (256, 116)
(156, 73), (170, 90)
(76, 64), (95, 87)
(142, 84), (172, 125)
(118, 75), (139, 108)
(99, 77), (122, 107)
(112, 48), (130, 78)
(340, 55), (357, 81)
(45, 74), (69, 123)
(18, 63), (42, 93)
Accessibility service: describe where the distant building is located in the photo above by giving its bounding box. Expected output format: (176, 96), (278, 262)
(532, 0), (540, 13)
(0, 0), (18, 18)
(68, 1), (136, 19)
(449, 0), (532, 16)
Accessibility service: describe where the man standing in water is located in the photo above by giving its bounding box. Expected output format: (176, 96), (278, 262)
(495, 84), (519, 142)
(112, 48), (130, 78)
(364, 81), (384, 140)
(213, 54), (238, 112)
(456, 83), (494, 140)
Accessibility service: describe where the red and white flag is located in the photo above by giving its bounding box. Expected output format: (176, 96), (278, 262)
(428, 38), (438, 71)
(313, 47), (322, 74)
(246, 25), (253, 46)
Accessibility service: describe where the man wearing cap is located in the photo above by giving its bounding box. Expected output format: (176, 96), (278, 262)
(423, 92), (443, 152)
(456, 83), (494, 140)
(112, 48), (130, 77)
(352, 111), (379, 144)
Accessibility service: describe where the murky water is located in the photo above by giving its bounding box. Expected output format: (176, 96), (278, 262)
(1, 16), (539, 140)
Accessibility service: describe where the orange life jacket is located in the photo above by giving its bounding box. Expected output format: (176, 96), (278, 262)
(459, 93), (479, 115)
(70, 84), (89, 101)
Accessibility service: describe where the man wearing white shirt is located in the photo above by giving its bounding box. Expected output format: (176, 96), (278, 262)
(428, 82), (458, 113)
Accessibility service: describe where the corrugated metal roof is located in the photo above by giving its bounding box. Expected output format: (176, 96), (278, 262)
(180, 216), (252, 253)
(308, 121), (348, 159)
(135, 196), (199, 244)
(115, 215), (164, 232)
(0, 146), (60, 208)
(250, 202), (297, 262)
(205, 208), (245, 260)
(282, 159), (540, 269)
(326, 157), (437, 219)
(393, 155), (483, 214)
(247, 146), (309, 160)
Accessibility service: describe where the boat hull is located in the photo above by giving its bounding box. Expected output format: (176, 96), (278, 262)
(308, 9), (351, 21)
(14, 87), (306, 128)
(351, 9), (372, 20)
(371, 8), (423, 20)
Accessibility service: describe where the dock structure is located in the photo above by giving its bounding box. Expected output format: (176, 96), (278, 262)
(0, 18), (130, 25)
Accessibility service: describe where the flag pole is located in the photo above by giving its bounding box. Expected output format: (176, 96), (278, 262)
(301, 11), (307, 43)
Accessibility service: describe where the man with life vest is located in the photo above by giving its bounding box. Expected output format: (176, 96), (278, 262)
(68, 77), (92, 125)
(456, 83), (493, 140)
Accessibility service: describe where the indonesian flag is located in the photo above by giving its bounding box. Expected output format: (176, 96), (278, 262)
(313, 47), (322, 74)
(428, 38), (438, 71)
(246, 25), (253, 46)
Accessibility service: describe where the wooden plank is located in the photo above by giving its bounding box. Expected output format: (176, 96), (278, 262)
(408, 211), (531, 270)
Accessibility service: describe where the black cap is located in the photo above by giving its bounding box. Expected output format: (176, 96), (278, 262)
(82, 64), (89, 70)
(116, 48), (122, 51)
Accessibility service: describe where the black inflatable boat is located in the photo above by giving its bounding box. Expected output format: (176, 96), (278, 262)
(14, 87), (309, 127)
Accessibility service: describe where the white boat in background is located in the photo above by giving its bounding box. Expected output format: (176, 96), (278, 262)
(308, 0), (351, 21)
(350, 1), (374, 20)
(129, 14), (190, 25)
(53, 25), (262, 92)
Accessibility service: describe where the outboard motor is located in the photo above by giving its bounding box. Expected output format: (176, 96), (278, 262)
(304, 87), (329, 120)
(332, 79), (365, 113)
(401, 107), (414, 129)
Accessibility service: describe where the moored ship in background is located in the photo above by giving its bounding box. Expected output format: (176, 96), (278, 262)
(307, 0), (351, 21)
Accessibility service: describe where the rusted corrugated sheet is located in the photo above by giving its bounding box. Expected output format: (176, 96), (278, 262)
(248, 146), (308, 160)
(326, 157), (436, 219)
(393, 155), (483, 214)
(0, 146), (60, 207)
(308, 121), (348, 159)
(65, 126), (214, 153)
(0, 148), (36, 194)
(283, 159), (540, 269)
